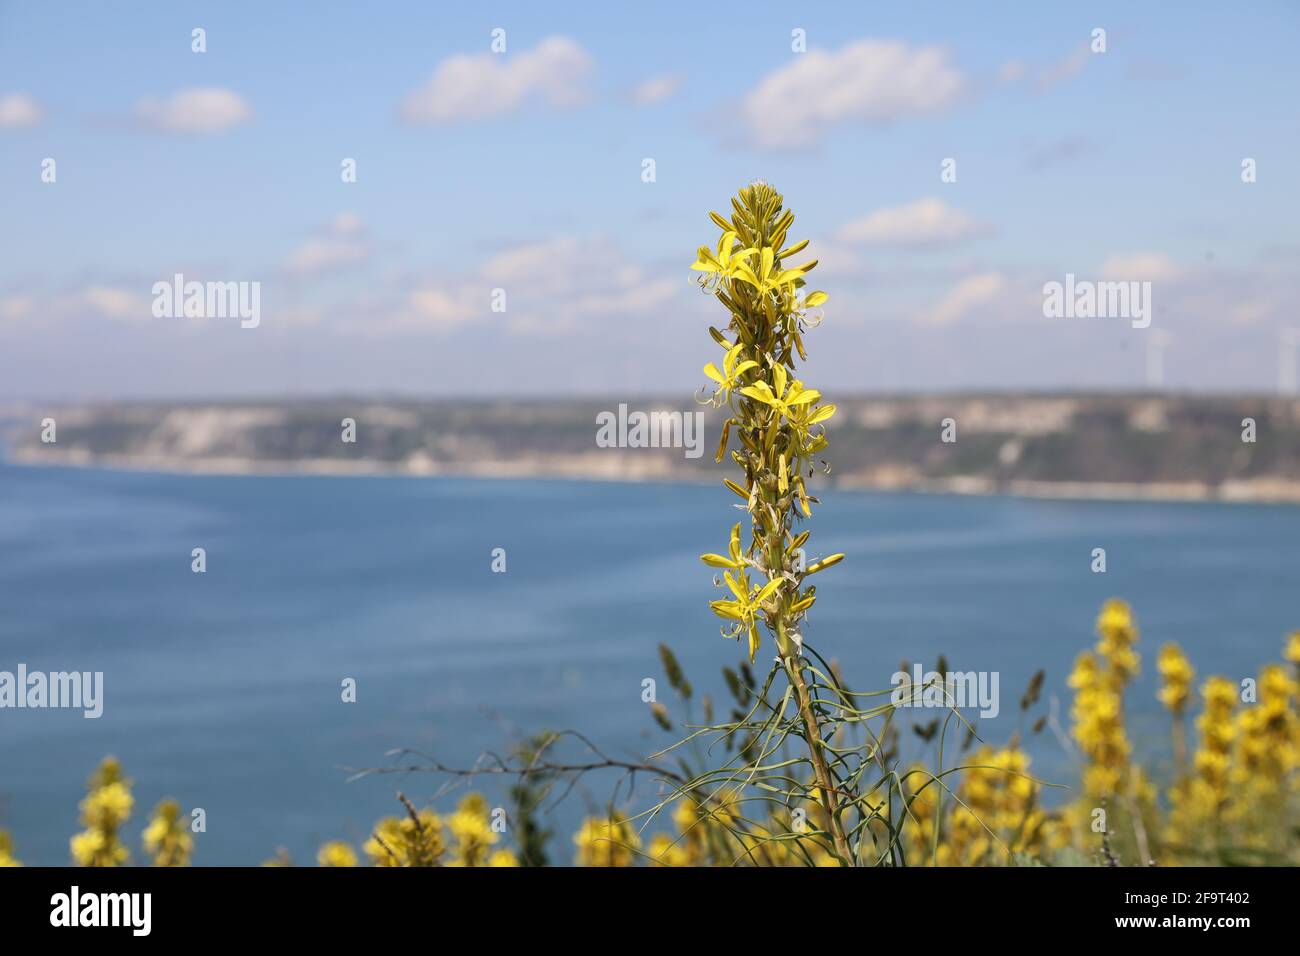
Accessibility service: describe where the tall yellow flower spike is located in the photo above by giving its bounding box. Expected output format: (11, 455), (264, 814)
(142, 799), (193, 867)
(695, 183), (840, 665)
(71, 757), (133, 867)
(694, 183), (850, 864)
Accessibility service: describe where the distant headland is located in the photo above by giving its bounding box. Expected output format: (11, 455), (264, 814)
(4, 393), (1299, 503)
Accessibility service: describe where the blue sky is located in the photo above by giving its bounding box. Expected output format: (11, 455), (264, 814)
(2, 1), (1298, 399)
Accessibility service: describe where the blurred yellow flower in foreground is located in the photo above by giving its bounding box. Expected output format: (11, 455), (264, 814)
(316, 841), (357, 867)
(574, 814), (640, 867)
(142, 799), (193, 867)
(71, 757), (133, 867)
(0, 831), (21, 867)
(1157, 643), (1195, 714)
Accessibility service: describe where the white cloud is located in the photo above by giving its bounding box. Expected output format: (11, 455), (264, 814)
(402, 36), (593, 124)
(740, 40), (966, 149)
(1035, 44), (1091, 92)
(0, 92), (42, 128)
(394, 237), (676, 335)
(406, 287), (481, 329)
(0, 286), (144, 324)
(134, 87), (252, 134)
(331, 212), (364, 235)
(0, 295), (34, 321)
(285, 214), (371, 276)
(83, 286), (147, 321)
(997, 61), (1026, 85)
(837, 198), (989, 247)
(1001, 44), (1092, 95)
(483, 237), (675, 324)
(923, 272), (1007, 325)
(1101, 253), (1180, 282)
(629, 74), (683, 106)
(1229, 299), (1274, 325)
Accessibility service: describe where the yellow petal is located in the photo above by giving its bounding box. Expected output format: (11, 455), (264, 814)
(772, 364), (788, 400)
(786, 388), (820, 406)
(730, 263), (761, 288)
(714, 420), (731, 463)
(797, 480), (812, 517)
(716, 231), (738, 260)
(710, 601), (744, 621)
(805, 554), (845, 574)
(790, 595), (817, 614)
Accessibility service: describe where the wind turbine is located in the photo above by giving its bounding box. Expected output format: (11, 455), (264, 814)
(1146, 329), (1173, 390)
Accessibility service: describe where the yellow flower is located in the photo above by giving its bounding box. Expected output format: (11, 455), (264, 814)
(709, 571), (783, 662)
(71, 758), (133, 867)
(725, 244), (815, 296)
(700, 522), (747, 571)
(1229, 665), (1297, 806)
(703, 343), (759, 398)
(446, 793), (501, 867)
(786, 400), (836, 455)
(1195, 678), (1236, 790)
(574, 814), (639, 867)
(690, 230), (751, 278)
(316, 841), (357, 867)
(738, 364), (821, 423)
(1157, 643), (1195, 714)
(83, 782), (134, 827)
(0, 831), (20, 867)
(365, 810), (445, 867)
(1096, 598), (1140, 687)
(1068, 650), (1099, 690)
(142, 799), (193, 866)
(648, 833), (690, 867)
(1284, 631), (1300, 665)
(1068, 630), (1136, 802)
(71, 831), (107, 867)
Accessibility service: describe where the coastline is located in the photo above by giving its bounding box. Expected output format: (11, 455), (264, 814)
(7, 392), (1298, 505)
(9, 448), (1300, 506)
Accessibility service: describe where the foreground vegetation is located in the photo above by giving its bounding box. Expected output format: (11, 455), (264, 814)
(2, 600), (1295, 867)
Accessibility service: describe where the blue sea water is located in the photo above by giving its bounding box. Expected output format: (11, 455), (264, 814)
(1, 462), (1297, 865)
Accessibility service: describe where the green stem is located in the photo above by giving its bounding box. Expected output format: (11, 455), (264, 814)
(786, 655), (853, 866)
